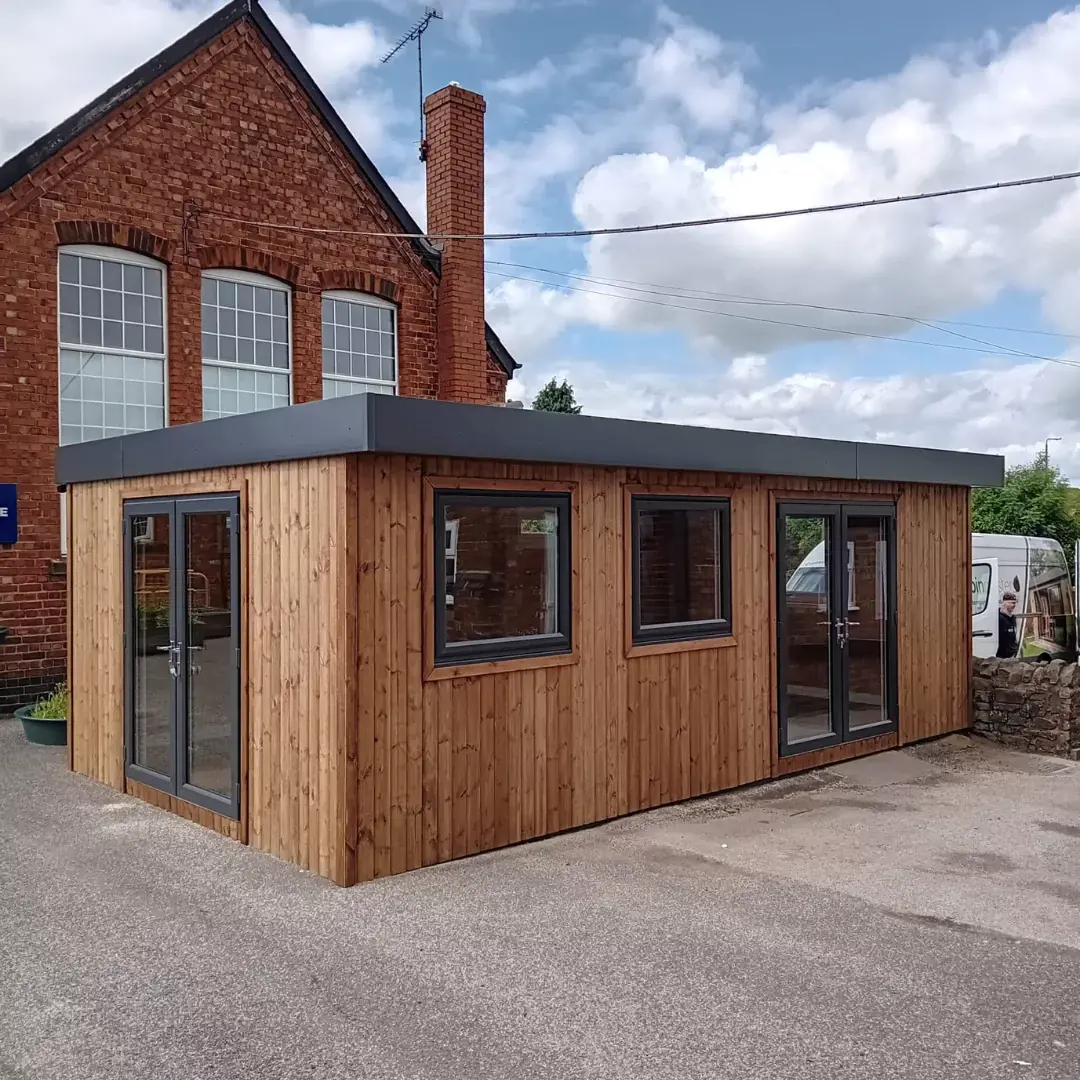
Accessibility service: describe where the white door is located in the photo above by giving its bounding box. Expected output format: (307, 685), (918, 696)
(972, 559), (998, 657)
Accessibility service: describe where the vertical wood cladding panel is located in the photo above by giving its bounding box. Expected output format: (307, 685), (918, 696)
(351, 458), (972, 883)
(70, 457), (971, 886)
(67, 458), (355, 881)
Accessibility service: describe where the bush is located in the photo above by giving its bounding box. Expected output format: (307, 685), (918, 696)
(30, 683), (68, 721)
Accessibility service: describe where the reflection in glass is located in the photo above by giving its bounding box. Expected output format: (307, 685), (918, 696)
(443, 502), (559, 643)
(637, 506), (722, 628)
(846, 516), (890, 731)
(184, 512), (233, 797)
(782, 516), (834, 744)
(132, 513), (173, 776)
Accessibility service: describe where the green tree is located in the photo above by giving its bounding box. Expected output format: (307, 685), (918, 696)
(972, 451), (1080, 574)
(532, 378), (582, 414)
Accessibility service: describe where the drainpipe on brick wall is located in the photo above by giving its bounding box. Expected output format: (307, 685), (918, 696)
(424, 83), (488, 405)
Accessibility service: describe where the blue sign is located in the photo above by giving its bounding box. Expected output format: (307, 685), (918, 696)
(0, 485), (16, 544)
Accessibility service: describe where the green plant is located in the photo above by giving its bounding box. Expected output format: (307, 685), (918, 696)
(973, 451), (1080, 575)
(30, 683), (68, 721)
(136, 595), (171, 629)
(532, 378), (582, 414)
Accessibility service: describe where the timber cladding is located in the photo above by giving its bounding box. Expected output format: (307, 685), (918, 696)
(66, 453), (972, 886)
(67, 458), (356, 883)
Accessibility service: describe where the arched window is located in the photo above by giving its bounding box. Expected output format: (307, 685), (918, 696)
(201, 269), (291, 419)
(321, 290), (397, 397)
(58, 245), (167, 446)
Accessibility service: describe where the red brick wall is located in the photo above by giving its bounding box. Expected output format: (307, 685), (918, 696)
(446, 506), (556, 642)
(638, 508), (720, 626)
(424, 86), (489, 405)
(0, 19), (506, 708)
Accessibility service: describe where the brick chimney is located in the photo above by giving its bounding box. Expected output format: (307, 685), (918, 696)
(423, 84), (488, 404)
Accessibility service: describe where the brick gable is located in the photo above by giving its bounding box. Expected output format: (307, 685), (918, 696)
(0, 11), (509, 707)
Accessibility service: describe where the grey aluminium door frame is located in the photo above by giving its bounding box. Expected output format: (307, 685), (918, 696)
(175, 495), (241, 819)
(123, 497), (178, 792)
(776, 500), (899, 757)
(123, 493), (242, 820)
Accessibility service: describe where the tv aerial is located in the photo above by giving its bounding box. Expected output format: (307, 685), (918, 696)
(380, 8), (443, 161)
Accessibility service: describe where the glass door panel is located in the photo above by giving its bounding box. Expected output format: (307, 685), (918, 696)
(779, 510), (839, 752)
(845, 514), (895, 733)
(179, 504), (238, 807)
(125, 494), (240, 820)
(128, 504), (176, 782)
(778, 502), (898, 756)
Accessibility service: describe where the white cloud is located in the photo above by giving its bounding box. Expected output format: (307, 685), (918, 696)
(557, 7), (1080, 357)
(0, 0), (394, 161)
(490, 57), (559, 96)
(633, 7), (755, 132)
(513, 352), (1080, 478)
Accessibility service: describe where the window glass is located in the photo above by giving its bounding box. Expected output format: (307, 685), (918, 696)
(321, 293), (397, 397)
(435, 491), (571, 665)
(58, 249), (166, 447)
(201, 273), (290, 419)
(971, 563), (991, 616)
(633, 496), (732, 644)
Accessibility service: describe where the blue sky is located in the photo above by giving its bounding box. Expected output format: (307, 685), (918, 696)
(5, 0), (1080, 473)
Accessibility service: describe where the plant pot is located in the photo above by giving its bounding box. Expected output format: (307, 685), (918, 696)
(14, 705), (68, 746)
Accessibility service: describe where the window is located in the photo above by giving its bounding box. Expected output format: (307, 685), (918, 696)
(321, 291), (397, 397)
(971, 564), (992, 616)
(631, 495), (732, 645)
(433, 490), (571, 666)
(58, 246), (167, 447)
(58, 245), (168, 555)
(201, 270), (290, 419)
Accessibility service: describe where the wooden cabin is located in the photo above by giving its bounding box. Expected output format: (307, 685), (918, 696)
(57, 394), (1003, 885)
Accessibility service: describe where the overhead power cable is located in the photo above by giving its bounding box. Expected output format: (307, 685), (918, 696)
(485, 260), (1080, 343)
(484, 268), (1080, 370)
(202, 167), (1080, 241)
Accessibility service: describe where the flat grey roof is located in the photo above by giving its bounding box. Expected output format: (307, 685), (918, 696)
(55, 393), (1005, 489)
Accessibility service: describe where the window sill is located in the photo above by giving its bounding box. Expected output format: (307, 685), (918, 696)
(425, 648), (579, 682)
(626, 635), (737, 660)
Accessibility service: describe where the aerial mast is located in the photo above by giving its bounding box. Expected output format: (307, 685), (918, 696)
(380, 8), (443, 162)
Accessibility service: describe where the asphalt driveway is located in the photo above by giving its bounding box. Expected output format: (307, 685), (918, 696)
(3, 719), (1080, 1080)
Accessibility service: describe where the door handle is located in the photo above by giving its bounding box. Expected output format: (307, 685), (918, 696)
(973, 631), (994, 638)
(157, 641), (182, 677)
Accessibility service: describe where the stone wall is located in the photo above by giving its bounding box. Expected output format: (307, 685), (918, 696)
(972, 658), (1080, 759)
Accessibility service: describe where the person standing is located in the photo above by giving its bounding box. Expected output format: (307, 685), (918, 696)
(997, 590), (1019, 658)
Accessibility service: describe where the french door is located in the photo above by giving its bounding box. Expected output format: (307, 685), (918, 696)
(124, 494), (241, 819)
(777, 502), (898, 756)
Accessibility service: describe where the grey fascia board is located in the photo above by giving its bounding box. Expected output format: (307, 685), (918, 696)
(854, 442), (1005, 488)
(366, 396), (861, 477)
(55, 392), (1004, 490)
(55, 394), (370, 485)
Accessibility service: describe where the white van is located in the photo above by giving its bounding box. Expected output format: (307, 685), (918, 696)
(971, 534), (1076, 660)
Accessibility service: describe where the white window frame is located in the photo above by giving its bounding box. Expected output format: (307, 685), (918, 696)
(201, 268), (293, 417)
(321, 289), (398, 397)
(57, 244), (169, 555)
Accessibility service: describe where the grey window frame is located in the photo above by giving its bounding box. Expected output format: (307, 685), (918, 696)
(433, 489), (572, 667)
(631, 494), (733, 646)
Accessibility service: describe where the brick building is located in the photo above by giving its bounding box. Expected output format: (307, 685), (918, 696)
(0, 0), (519, 709)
